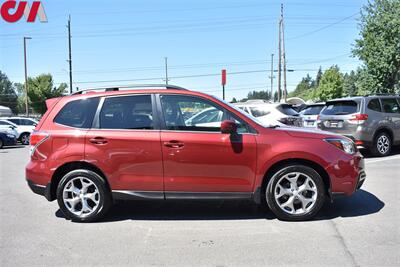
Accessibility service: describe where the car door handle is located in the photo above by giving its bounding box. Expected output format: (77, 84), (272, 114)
(163, 140), (184, 148)
(89, 137), (108, 145)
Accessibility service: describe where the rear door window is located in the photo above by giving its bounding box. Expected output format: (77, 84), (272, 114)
(381, 98), (400, 113)
(367, 99), (381, 112)
(99, 95), (154, 129)
(321, 101), (358, 115)
(54, 97), (100, 128)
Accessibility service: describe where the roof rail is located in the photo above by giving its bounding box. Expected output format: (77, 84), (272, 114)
(364, 93), (400, 97)
(71, 84), (188, 95)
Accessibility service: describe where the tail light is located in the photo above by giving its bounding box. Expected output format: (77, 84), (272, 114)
(29, 131), (49, 157)
(349, 114), (368, 124)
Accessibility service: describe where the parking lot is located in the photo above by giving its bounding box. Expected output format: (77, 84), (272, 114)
(0, 146), (399, 266)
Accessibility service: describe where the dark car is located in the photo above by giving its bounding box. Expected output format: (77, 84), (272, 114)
(0, 131), (17, 149)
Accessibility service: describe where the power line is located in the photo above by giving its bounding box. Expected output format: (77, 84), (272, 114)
(287, 13), (358, 40)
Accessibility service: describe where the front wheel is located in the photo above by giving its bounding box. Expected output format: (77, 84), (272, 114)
(56, 169), (112, 222)
(266, 165), (325, 221)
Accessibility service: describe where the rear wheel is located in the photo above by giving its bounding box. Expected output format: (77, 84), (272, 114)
(266, 165), (325, 221)
(56, 169), (112, 222)
(371, 132), (391, 157)
(20, 133), (30, 145)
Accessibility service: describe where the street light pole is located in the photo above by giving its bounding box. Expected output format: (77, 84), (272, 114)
(23, 37), (32, 117)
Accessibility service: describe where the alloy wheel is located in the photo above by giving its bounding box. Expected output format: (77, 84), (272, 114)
(21, 134), (30, 145)
(63, 177), (100, 217)
(377, 135), (390, 155)
(273, 172), (318, 215)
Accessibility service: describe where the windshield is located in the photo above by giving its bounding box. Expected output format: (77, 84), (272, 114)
(301, 105), (324, 116)
(211, 96), (267, 127)
(321, 101), (358, 115)
(277, 104), (299, 116)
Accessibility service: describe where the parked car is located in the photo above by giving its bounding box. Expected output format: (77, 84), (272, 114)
(26, 85), (365, 222)
(0, 105), (12, 117)
(234, 101), (303, 127)
(317, 95), (400, 157)
(2, 117), (38, 145)
(0, 131), (17, 149)
(0, 120), (19, 137)
(300, 103), (325, 128)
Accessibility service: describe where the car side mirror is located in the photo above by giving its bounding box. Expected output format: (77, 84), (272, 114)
(221, 120), (238, 134)
(9, 125), (16, 130)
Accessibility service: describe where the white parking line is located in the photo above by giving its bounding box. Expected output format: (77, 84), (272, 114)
(365, 155), (400, 164)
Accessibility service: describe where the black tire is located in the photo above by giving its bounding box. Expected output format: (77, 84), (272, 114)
(0, 138), (3, 149)
(371, 132), (391, 157)
(56, 169), (112, 222)
(20, 133), (30, 145)
(265, 165), (325, 221)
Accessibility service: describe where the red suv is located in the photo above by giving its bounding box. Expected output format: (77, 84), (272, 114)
(26, 85), (366, 222)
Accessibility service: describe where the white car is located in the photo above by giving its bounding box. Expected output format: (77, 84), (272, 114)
(300, 103), (325, 128)
(233, 102), (303, 127)
(0, 118), (37, 145)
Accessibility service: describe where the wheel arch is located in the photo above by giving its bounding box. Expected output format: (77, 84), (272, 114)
(259, 158), (331, 202)
(49, 161), (111, 201)
(373, 127), (393, 143)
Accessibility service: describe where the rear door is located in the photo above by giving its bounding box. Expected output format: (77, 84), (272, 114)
(85, 94), (163, 193)
(158, 94), (257, 194)
(380, 98), (400, 143)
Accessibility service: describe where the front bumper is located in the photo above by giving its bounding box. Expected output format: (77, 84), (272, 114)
(26, 179), (52, 201)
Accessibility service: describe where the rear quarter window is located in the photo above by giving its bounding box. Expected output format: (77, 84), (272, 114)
(54, 97), (99, 128)
(321, 101), (358, 115)
(381, 98), (400, 113)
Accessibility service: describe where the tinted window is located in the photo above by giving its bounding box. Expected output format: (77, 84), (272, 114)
(161, 95), (249, 133)
(301, 105), (324, 116)
(19, 119), (36, 126)
(367, 99), (381, 112)
(100, 95), (153, 129)
(321, 101), (358, 115)
(277, 104), (299, 116)
(249, 106), (270, 117)
(54, 98), (99, 128)
(0, 121), (11, 126)
(381, 98), (400, 113)
(7, 119), (20, 125)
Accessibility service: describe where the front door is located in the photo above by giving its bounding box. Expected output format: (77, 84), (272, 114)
(158, 94), (257, 194)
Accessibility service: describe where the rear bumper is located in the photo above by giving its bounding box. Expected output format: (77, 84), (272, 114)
(26, 179), (52, 201)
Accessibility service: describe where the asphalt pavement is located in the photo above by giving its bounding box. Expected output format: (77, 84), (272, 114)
(0, 146), (399, 266)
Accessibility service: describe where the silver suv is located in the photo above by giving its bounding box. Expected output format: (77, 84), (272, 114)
(318, 95), (400, 156)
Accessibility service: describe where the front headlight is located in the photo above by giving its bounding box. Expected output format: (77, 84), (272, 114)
(324, 138), (356, 154)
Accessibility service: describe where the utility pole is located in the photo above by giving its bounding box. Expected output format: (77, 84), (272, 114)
(269, 54), (274, 100)
(23, 37), (31, 117)
(282, 4), (287, 102)
(67, 15), (73, 94)
(277, 6), (282, 103)
(164, 57), (169, 85)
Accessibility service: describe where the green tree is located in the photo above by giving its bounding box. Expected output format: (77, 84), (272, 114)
(352, 0), (400, 94)
(311, 67), (323, 88)
(230, 97), (237, 103)
(315, 66), (344, 101)
(0, 71), (18, 113)
(246, 90), (271, 100)
(27, 74), (67, 114)
(289, 74), (314, 99)
(343, 70), (358, 96)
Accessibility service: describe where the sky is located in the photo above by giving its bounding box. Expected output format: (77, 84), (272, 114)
(0, 0), (367, 101)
